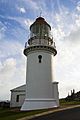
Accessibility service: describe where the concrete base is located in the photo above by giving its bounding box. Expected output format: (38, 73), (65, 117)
(21, 98), (58, 111)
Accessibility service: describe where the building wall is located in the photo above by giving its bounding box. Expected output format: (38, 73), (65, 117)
(10, 82), (59, 108)
(10, 90), (25, 107)
(52, 82), (59, 106)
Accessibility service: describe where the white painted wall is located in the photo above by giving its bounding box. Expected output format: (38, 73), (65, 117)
(52, 82), (59, 106)
(26, 50), (54, 99)
(10, 85), (26, 108)
(21, 50), (59, 110)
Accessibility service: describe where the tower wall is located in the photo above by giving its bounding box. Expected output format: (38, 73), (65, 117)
(21, 49), (59, 111)
(26, 50), (54, 99)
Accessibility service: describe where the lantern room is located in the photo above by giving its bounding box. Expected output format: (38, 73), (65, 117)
(28, 17), (54, 46)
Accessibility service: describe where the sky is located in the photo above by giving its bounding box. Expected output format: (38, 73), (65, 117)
(0, 0), (80, 100)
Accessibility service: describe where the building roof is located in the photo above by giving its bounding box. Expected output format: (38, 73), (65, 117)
(10, 84), (26, 92)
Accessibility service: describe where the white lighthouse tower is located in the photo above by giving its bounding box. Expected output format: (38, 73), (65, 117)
(21, 17), (59, 111)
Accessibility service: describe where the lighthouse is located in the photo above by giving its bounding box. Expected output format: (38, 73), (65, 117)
(21, 17), (59, 111)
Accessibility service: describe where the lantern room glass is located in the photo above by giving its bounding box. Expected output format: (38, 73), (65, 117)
(30, 23), (51, 39)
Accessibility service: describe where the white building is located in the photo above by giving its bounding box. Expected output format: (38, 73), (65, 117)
(21, 17), (59, 111)
(10, 85), (26, 108)
(10, 82), (59, 108)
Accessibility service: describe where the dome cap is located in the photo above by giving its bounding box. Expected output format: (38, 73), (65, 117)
(30, 17), (51, 30)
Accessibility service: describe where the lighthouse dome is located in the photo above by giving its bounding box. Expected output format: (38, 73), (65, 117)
(30, 17), (51, 40)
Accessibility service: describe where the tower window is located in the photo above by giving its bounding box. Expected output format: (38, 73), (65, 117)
(38, 55), (42, 63)
(16, 95), (19, 102)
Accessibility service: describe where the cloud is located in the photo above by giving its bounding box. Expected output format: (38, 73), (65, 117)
(0, 58), (16, 99)
(24, 0), (39, 10)
(75, 15), (80, 27)
(50, 1), (80, 98)
(24, 19), (33, 28)
(0, 58), (16, 79)
(54, 22), (80, 98)
(0, 39), (26, 100)
(0, 14), (33, 33)
(0, 40), (23, 59)
(0, 21), (7, 40)
(0, 34), (26, 100)
(67, 28), (80, 42)
(20, 8), (26, 13)
(76, 1), (80, 11)
(0, 57), (26, 100)
(17, 7), (26, 13)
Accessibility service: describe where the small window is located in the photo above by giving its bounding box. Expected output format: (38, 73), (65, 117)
(38, 55), (42, 63)
(16, 95), (19, 102)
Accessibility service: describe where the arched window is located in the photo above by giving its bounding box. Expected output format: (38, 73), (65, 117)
(38, 55), (42, 63)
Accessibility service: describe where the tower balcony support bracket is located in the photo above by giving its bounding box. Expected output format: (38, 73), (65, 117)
(24, 45), (57, 56)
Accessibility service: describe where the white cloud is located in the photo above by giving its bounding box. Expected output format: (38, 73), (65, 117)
(76, 1), (80, 11)
(50, 2), (80, 98)
(0, 58), (16, 79)
(75, 15), (80, 27)
(0, 21), (7, 40)
(24, 19), (33, 28)
(20, 7), (26, 13)
(0, 51), (26, 100)
(1, 15), (32, 31)
(25, 0), (39, 10)
(0, 38), (26, 100)
(0, 57), (26, 100)
(0, 40), (23, 59)
(67, 28), (80, 42)
(17, 7), (26, 13)
(54, 24), (80, 98)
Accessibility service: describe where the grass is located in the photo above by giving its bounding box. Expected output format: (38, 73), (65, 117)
(0, 100), (80, 120)
(0, 107), (48, 120)
(60, 99), (80, 106)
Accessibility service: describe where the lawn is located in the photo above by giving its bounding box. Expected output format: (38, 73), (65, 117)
(0, 107), (47, 120)
(0, 100), (80, 120)
(60, 99), (80, 106)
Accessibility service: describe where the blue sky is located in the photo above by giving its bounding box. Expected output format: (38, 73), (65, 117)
(0, 0), (80, 100)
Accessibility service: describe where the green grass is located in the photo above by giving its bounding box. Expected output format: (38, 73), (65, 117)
(60, 99), (80, 106)
(0, 107), (47, 120)
(0, 100), (80, 120)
